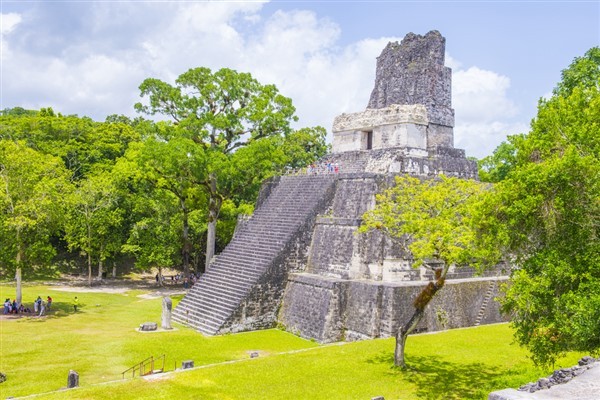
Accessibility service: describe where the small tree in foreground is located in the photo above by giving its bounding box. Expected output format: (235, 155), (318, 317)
(360, 175), (499, 367)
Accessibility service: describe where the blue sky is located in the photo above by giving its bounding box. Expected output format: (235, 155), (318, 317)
(1, 1), (598, 158)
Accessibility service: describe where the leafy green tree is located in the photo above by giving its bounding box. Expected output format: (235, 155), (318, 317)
(0, 140), (72, 305)
(279, 126), (330, 169)
(135, 67), (297, 268)
(64, 171), (125, 286)
(553, 47), (600, 97)
(488, 48), (600, 366)
(361, 175), (497, 367)
(477, 136), (521, 183)
(122, 132), (208, 276)
(122, 189), (182, 285)
(0, 111), (140, 180)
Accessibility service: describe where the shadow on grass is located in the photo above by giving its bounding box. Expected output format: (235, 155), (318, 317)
(13, 301), (83, 322)
(367, 352), (505, 399)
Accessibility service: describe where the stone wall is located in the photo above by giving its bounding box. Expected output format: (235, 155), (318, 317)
(280, 275), (508, 343)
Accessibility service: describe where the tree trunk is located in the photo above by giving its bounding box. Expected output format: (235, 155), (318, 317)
(393, 265), (449, 368)
(15, 267), (22, 308)
(87, 252), (92, 287)
(112, 265), (117, 278)
(181, 201), (190, 278)
(97, 259), (103, 280)
(87, 222), (92, 286)
(394, 309), (425, 367)
(205, 173), (221, 270)
(15, 234), (23, 307)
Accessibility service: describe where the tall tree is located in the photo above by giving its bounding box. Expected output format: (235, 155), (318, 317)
(122, 132), (208, 276)
(122, 189), (182, 285)
(64, 171), (124, 286)
(488, 47), (600, 366)
(360, 175), (498, 367)
(0, 141), (71, 305)
(135, 67), (297, 268)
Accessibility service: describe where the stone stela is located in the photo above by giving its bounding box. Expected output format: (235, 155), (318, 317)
(172, 31), (507, 343)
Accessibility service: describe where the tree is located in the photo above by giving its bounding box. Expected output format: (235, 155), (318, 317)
(126, 133), (209, 276)
(64, 171), (125, 286)
(477, 136), (521, 183)
(360, 175), (498, 367)
(135, 67), (297, 268)
(0, 141), (71, 305)
(122, 189), (182, 285)
(488, 48), (600, 366)
(0, 110), (140, 180)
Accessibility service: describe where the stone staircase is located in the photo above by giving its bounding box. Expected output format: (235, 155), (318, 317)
(173, 175), (337, 335)
(474, 280), (497, 326)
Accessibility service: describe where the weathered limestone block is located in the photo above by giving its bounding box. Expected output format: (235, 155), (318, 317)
(162, 296), (172, 330)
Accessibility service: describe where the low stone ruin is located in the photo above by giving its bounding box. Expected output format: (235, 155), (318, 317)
(489, 356), (600, 400)
(518, 356), (598, 393)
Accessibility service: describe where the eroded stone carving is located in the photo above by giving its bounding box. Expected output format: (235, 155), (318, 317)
(162, 296), (172, 330)
(332, 104), (428, 133)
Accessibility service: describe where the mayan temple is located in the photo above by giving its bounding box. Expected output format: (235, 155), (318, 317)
(173, 30), (507, 341)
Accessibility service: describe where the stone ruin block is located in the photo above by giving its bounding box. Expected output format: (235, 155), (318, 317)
(139, 322), (157, 331)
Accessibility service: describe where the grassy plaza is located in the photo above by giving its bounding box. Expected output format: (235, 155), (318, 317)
(0, 282), (582, 399)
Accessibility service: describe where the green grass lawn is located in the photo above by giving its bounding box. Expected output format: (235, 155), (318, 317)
(0, 283), (583, 399)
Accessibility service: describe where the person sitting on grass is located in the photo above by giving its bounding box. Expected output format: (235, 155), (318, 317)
(12, 300), (18, 314)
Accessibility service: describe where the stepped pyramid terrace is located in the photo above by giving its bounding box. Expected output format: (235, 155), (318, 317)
(173, 30), (508, 341)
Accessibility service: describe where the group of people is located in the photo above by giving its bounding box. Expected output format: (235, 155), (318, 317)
(2, 296), (54, 316)
(155, 272), (201, 289)
(306, 160), (341, 175)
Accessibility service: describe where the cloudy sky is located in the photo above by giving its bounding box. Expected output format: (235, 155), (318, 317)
(1, 1), (598, 158)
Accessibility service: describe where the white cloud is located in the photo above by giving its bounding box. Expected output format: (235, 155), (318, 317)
(447, 55), (522, 158)
(455, 121), (528, 159)
(1, 13), (23, 62)
(453, 66), (517, 122)
(1, 13), (21, 35)
(1, 3), (523, 157)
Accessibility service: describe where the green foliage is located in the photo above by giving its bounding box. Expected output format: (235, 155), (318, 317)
(477, 136), (521, 183)
(280, 126), (330, 169)
(64, 171), (126, 283)
(0, 141), (72, 270)
(0, 107), (38, 116)
(0, 112), (140, 180)
(135, 67), (297, 154)
(361, 175), (499, 270)
(553, 47), (600, 97)
(486, 47), (600, 366)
